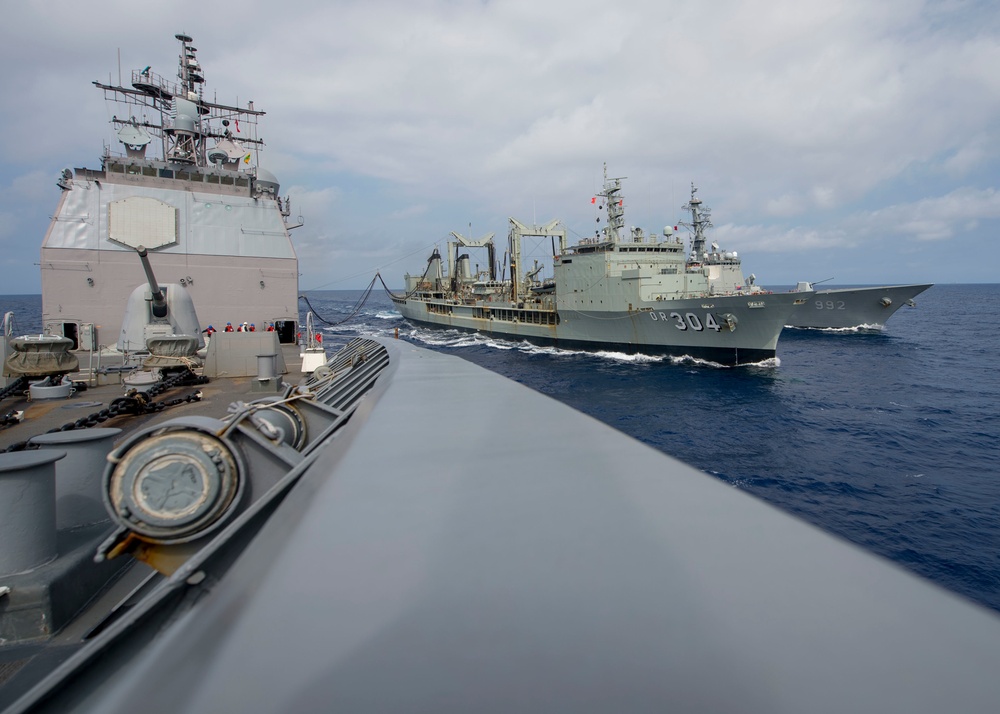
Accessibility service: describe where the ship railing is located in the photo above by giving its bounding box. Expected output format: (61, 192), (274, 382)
(131, 68), (180, 98)
(99, 155), (253, 190)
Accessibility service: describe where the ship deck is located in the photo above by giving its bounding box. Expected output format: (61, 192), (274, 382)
(0, 343), (305, 452)
(0, 342), (308, 705)
(3, 337), (1000, 711)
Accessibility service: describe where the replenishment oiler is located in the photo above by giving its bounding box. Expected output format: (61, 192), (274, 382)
(393, 167), (810, 366)
(40, 33), (301, 350)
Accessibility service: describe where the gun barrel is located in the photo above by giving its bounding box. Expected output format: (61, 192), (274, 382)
(136, 246), (168, 318)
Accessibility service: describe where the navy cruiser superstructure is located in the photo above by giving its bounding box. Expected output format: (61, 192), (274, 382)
(393, 169), (809, 366)
(40, 34), (301, 350)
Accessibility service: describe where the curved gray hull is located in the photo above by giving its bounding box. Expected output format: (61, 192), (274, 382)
(786, 284), (932, 329)
(395, 292), (805, 366)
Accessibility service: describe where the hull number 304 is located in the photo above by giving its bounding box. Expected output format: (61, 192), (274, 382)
(650, 311), (721, 332)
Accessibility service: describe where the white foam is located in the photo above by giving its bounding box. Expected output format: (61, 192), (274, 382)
(744, 356), (781, 369)
(786, 324), (884, 333)
(591, 350), (667, 364)
(397, 325), (779, 369)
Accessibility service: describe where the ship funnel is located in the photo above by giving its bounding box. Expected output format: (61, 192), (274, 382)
(457, 253), (474, 282)
(427, 248), (444, 283)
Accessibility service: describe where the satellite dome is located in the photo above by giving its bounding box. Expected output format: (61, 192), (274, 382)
(207, 148), (228, 164)
(255, 167), (280, 194)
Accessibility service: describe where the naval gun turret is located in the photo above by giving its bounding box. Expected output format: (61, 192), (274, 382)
(118, 246), (203, 354)
(137, 246), (168, 320)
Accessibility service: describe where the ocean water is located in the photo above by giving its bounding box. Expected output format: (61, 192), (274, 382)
(3, 285), (999, 613)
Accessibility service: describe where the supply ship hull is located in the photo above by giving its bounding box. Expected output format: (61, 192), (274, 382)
(394, 293), (805, 365)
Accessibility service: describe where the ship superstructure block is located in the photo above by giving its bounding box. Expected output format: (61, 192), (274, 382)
(40, 34), (301, 351)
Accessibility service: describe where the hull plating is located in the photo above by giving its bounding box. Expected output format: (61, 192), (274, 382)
(396, 292), (803, 366)
(786, 284), (933, 328)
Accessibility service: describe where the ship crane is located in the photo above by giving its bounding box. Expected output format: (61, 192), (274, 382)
(507, 218), (566, 300)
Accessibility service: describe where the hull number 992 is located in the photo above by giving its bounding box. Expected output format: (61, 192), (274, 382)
(816, 300), (846, 310)
(650, 311), (721, 332)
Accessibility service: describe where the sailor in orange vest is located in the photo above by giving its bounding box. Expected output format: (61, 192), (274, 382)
(224, 322), (234, 332)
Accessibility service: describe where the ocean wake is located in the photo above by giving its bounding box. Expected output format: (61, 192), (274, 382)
(786, 324), (884, 333)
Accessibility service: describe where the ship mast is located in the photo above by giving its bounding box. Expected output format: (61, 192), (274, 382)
(597, 162), (626, 242)
(681, 184), (712, 263)
(166, 33), (204, 164)
(93, 33), (266, 169)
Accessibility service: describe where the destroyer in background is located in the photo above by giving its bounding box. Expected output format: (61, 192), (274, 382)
(668, 194), (932, 330)
(785, 280), (933, 329)
(394, 169), (809, 366)
(40, 33), (301, 350)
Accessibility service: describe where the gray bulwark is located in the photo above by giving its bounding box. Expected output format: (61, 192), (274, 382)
(202, 331), (287, 378)
(10, 339), (1000, 713)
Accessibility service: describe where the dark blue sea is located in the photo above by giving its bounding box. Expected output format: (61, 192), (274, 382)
(4, 285), (999, 613)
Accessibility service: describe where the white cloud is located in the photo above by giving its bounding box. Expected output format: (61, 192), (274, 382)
(851, 186), (1000, 241)
(1, 0), (999, 292)
(713, 223), (856, 254)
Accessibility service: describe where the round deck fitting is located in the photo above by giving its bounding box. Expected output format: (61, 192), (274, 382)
(107, 430), (241, 543)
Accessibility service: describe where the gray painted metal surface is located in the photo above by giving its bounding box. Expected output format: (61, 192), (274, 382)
(786, 284), (934, 328)
(395, 173), (807, 365)
(201, 332), (287, 378)
(40, 34), (300, 349)
(11, 338), (1000, 712)
(28, 428), (119, 530)
(0, 451), (63, 575)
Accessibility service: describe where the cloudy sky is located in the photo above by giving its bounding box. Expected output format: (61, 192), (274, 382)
(1, 0), (998, 294)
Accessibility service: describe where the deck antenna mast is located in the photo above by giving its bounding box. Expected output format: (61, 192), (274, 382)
(597, 162), (626, 242)
(680, 183), (712, 263)
(94, 33), (267, 170)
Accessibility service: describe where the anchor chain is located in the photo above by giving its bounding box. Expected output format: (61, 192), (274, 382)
(0, 376), (28, 402)
(1, 368), (209, 452)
